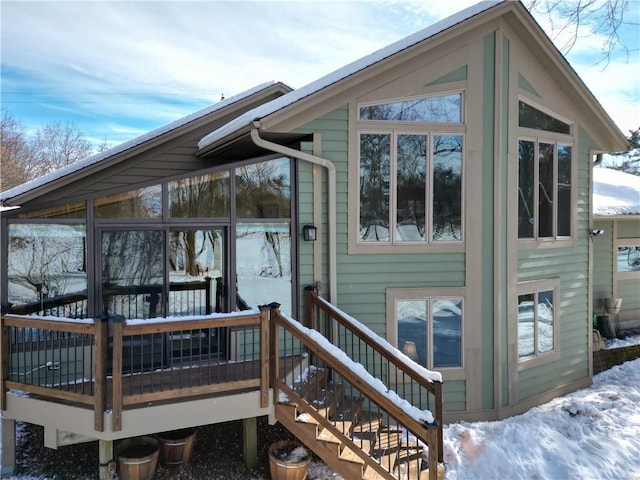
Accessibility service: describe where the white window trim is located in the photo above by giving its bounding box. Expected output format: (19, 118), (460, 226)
(386, 287), (466, 380)
(516, 278), (561, 371)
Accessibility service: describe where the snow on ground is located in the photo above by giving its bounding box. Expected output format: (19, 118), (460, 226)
(2, 356), (639, 478)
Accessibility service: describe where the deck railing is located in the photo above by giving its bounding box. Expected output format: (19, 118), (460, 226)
(304, 290), (444, 463)
(273, 299), (442, 479)
(1, 309), (270, 433)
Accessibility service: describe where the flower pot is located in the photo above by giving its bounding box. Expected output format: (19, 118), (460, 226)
(268, 440), (311, 480)
(157, 428), (196, 467)
(117, 436), (159, 480)
(604, 297), (622, 315)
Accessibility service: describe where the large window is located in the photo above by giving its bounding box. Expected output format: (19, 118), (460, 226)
(7, 223), (87, 317)
(357, 93), (464, 247)
(517, 279), (559, 363)
(617, 243), (640, 274)
(388, 289), (463, 370)
(518, 101), (573, 241)
(358, 133), (463, 243)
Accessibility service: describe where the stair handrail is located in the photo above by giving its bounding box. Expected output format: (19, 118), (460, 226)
(307, 291), (444, 461)
(274, 307), (441, 479)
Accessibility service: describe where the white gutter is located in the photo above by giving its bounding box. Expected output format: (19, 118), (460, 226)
(249, 126), (337, 303)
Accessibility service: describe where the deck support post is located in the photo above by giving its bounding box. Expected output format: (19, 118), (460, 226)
(98, 439), (115, 480)
(1, 417), (15, 475)
(243, 416), (258, 469)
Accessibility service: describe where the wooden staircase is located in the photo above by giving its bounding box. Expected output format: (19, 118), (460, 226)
(275, 368), (445, 480)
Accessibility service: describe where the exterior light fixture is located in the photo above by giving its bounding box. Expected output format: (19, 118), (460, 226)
(589, 228), (605, 237)
(302, 224), (317, 241)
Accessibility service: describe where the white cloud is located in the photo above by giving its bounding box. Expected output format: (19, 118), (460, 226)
(1, 0), (637, 144)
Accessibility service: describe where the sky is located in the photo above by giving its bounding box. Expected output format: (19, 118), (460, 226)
(1, 0), (639, 151)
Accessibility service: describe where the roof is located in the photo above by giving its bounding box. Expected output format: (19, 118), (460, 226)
(197, 0), (504, 152)
(1, 82), (291, 204)
(593, 168), (640, 216)
(198, 0), (627, 155)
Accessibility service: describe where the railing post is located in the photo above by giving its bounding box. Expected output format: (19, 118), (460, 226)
(304, 286), (315, 330)
(94, 316), (108, 432)
(426, 423), (439, 480)
(1, 317), (9, 411)
(111, 315), (124, 432)
(258, 305), (270, 409)
(434, 380), (443, 463)
(205, 277), (212, 315)
(267, 303), (280, 406)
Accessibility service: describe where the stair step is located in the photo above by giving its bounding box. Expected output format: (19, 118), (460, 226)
(316, 421), (353, 444)
(371, 427), (403, 456)
(339, 439), (371, 464)
(352, 411), (384, 441)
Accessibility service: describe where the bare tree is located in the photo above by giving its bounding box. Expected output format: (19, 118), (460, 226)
(527, 0), (638, 64)
(31, 121), (93, 177)
(0, 108), (34, 191)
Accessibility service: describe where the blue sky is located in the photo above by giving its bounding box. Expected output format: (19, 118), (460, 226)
(1, 1), (639, 149)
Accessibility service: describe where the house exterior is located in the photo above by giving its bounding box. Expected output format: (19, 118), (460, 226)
(0, 0), (628, 476)
(592, 167), (640, 333)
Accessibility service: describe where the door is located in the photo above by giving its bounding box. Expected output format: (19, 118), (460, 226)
(100, 227), (228, 369)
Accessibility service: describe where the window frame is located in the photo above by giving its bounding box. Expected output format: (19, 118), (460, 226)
(386, 287), (465, 377)
(516, 278), (561, 370)
(615, 238), (640, 280)
(517, 98), (575, 245)
(356, 128), (465, 250)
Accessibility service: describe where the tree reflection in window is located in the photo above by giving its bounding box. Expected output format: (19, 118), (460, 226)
(8, 223), (87, 314)
(169, 172), (230, 218)
(94, 185), (161, 218)
(236, 158), (290, 218)
(433, 135), (462, 241)
(360, 94), (462, 123)
(360, 134), (391, 241)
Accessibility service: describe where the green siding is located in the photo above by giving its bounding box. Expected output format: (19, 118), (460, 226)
(515, 127), (596, 400)
(618, 279), (640, 311)
(443, 380), (467, 412)
(427, 65), (468, 86)
(297, 105), (465, 339)
(593, 220), (614, 307)
(518, 73), (541, 98)
(618, 221), (640, 238)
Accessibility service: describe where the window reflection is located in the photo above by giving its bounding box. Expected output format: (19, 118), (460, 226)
(360, 94), (463, 123)
(433, 135), (462, 241)
(101, 230), (164, 318)
(17, 202), (86, 219)
(7, 224), (87, 317)
(236, 223), (291, 315)
(518, 101), (570, 134)
(169, 172), (230, 218)
(169, 229), (225, 315)
(359, 134), (391, 242)
(617, 246), (640, 272)
(396, 134), (426, 241)
(236, 158), (290, 218)
(95, 185), (162, 218)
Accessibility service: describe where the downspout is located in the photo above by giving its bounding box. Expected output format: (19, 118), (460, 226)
(250, 126), (337, 304)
